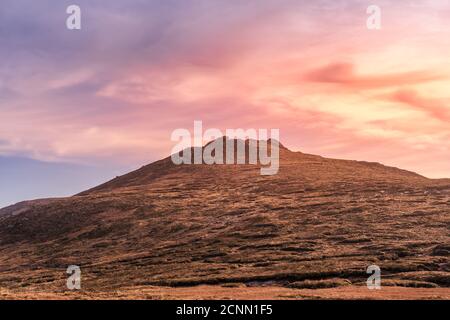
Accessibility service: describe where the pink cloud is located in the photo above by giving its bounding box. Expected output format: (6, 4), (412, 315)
(389, 90), (450, 122)
(304, 62), (442, 89)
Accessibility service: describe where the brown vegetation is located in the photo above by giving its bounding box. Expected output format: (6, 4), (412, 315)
(0, 139), (448, 299)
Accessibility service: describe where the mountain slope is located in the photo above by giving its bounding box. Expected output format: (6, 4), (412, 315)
(0, 139), (448, 293)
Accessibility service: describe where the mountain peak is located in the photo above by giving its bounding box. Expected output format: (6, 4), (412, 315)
(203, 136), (288, 150)
(75, 138), (432, 196)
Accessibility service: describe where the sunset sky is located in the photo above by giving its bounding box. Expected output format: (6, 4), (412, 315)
(1, 0), (450, 207)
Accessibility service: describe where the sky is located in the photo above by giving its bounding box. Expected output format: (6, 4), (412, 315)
(1, 0), (450, 208)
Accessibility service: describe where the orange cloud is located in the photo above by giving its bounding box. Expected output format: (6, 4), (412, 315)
(304, 63), (442, 89)
(389, 90), (450, 122)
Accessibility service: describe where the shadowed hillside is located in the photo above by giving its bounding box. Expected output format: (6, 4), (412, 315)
(0, 138), (448, 298)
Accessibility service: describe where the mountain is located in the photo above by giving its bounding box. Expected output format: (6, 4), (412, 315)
(0, 138), (449, 298)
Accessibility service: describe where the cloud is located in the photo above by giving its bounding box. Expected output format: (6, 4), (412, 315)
(0, 0), (449, 180)
(388, 90), (450, 122)
(304, 62), (442, 89)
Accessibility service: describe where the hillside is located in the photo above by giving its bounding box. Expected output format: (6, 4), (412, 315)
(0, 138), (448, 298)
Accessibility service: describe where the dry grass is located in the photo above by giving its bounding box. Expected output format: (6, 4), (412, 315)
(0, 285), (449, 300)
(0, 141), (448, 299)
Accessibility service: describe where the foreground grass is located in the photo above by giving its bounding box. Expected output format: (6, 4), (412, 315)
(0, 285), (449, 300)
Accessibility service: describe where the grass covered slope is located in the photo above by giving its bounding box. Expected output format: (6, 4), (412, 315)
(0, 140), (448, 296)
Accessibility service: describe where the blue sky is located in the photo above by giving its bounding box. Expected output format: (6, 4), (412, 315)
(0, 156), (130, 208)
